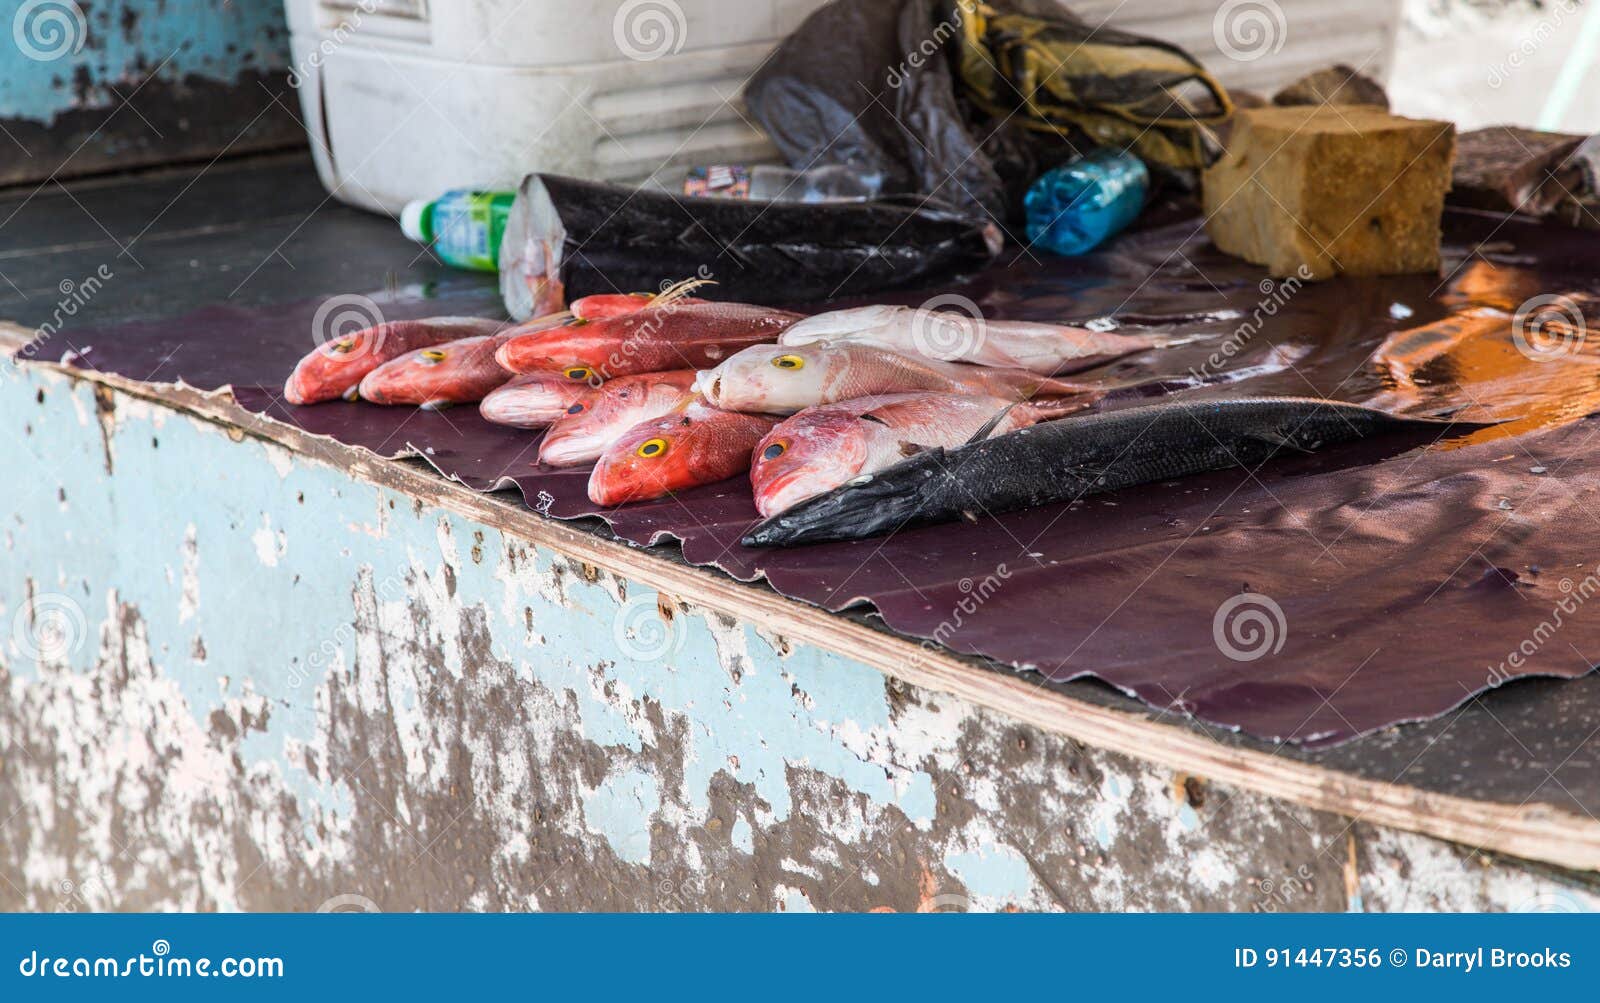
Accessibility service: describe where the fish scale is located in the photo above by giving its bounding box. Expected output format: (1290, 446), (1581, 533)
(742, 397), (1488, 547)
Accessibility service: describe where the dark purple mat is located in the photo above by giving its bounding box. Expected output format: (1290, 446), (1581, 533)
(38, 210), (1600, 746)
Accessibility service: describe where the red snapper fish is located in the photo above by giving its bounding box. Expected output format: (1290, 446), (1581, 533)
(694, 342), (1101, 415)
(495, 301), (803, 381)
(538, 370), (699, 467)
(749, 392), (1076, 517)
(360, 310), (577, 407)
(777, 304), (1178, 375)
(284, 316), (506, 405)
(588, 401), (778, 506)
(479, 372), (597, 428)
(569, 277), (712, 321)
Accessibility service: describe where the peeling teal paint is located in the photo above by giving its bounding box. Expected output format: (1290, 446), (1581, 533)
(2, 366), (938, 842)
(2, 1), (289, 123)
(583, 768), (658, 866)
(942, 845), (1034, 905)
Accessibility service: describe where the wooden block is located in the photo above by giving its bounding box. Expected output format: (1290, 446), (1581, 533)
(1203, 105), (1455, 279)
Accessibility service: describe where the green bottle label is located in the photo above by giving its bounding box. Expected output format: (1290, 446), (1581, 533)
(430, 190), (514, 273)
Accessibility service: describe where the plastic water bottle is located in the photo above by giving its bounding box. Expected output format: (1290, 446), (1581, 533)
(1023, 150), (1149, 255)
(400, 190), (515, 272)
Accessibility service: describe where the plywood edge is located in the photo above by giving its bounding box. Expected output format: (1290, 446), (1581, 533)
(7, 322), (1598, 874)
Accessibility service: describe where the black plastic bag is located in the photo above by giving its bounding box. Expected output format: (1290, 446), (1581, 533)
(499, 174), (1003, 318)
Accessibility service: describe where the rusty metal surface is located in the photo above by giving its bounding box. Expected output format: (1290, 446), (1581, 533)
(4, 362), (1598, 912)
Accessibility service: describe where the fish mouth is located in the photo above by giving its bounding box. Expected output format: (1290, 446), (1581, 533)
(537, 433), (602, 468)
(283, 375), (307, 405)
(694, 371), (723, 406)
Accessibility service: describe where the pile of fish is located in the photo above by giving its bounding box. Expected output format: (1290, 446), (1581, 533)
(285, 280), (1473, 545)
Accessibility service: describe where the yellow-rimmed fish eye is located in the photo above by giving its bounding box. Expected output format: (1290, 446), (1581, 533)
(327, 337), (357, 355)
(564, 366), (592, 381)
(566, 401), (586, 415)
(760, 441), (787, 461)
(636, 437), (669, 459)
(771, 354), (805, 370)
(419, 349), (447, 365)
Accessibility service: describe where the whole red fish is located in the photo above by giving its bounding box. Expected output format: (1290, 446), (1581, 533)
(571, 291), (708, 321)
(750, 393), (1081, 516)
(695, 342), (1101, 415)
(496, 302), (803, 381)
(588, 401), (778, 506)
(359, 333), (515, 407)
(538, 370), (699, 467)
(479, 372), (597, 428)
(360, 311), (578, 407)
(284, 316), (506, 405)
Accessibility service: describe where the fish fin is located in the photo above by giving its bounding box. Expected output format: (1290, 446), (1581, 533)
(650, 277), (716, 308)
(965, 403), (1019, 445)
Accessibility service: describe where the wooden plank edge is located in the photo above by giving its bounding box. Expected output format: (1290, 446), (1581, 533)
(6, 323), (1598, 874)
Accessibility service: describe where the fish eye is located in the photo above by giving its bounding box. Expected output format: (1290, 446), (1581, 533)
(564, 367), (591, 381)
(419, 349), (447, 365)
(760, 441), (787, 461)
(772, 354), (805, 370)
(566, 402), (586, 415)
(327, 337), (356, 355)
(636, 437), (669, 459)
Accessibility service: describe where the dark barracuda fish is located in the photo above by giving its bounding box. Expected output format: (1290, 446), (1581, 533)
(742, 397), (1485, 548)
